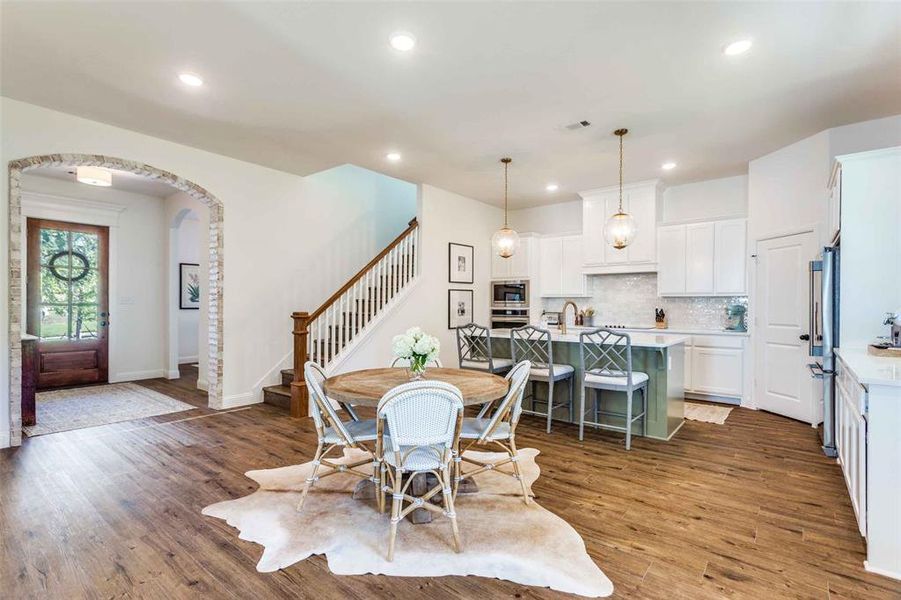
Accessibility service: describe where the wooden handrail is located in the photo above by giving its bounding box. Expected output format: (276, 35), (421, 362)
(289, 217), (418, 418)
(309, 218), (418, 322)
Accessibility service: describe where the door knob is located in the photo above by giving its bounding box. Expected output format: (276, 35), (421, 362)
(799, 334), (810, 341)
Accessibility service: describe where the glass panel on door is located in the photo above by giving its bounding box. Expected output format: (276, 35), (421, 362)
(38, 227), (101, 341)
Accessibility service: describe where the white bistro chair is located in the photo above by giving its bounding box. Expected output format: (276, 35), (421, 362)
(455, 360), (532, 504)
(376, 380), (464, 561)
(297, 361), (382, 512)
(455, 323), (513, 374)
(511, 325), (574, 433)
(578, 328), (648, 450)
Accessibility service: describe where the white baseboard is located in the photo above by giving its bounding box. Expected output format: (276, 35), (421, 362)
(0, 430), (10, 449)
(166, 369), (180, 379)
(110, 369), (167, 382)
(197, 378), (209, 391)
(222, 391), (261, 409)
(864, 560), (901, 581)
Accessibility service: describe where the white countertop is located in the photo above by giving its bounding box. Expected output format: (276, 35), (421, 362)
(835, 347), (901, 388)
(587, 326), (749, 337)
(490, 327), (688, 348)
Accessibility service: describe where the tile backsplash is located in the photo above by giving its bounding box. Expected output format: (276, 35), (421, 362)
(542, 273), (748, 330)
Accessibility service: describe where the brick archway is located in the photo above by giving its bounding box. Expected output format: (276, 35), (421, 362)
(7, 154), (224, 446)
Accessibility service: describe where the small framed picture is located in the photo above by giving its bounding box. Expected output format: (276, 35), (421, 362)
(448, 242), (474, 284)
(179, 263), (200, 310)
(448, 289), (474, 329)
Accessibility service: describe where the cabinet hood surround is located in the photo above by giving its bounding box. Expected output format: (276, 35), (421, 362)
(543, 273), (748, 330)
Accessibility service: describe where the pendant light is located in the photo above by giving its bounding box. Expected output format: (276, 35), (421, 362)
(604, 128), (637, 250)
(491, 157), (520, 258)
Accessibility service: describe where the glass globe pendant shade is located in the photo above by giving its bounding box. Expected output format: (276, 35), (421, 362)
(604, 211), (636, 250)
(492, 226), (520, 258)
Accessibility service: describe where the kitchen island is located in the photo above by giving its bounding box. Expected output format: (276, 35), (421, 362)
(489, 328), (687, 441)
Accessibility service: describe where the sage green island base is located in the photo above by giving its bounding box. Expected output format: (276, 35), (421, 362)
(489, 329), (687, 441)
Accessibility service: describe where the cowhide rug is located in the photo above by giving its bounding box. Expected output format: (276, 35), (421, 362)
(202, 447), (613, 597)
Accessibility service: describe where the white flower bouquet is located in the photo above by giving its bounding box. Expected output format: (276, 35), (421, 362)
(392, 326), (440, 379)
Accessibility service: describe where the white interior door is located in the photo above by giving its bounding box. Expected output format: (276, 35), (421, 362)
(754, 231), (817, 423)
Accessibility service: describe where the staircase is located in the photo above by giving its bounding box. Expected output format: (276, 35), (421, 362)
(263, 218), (419, 415)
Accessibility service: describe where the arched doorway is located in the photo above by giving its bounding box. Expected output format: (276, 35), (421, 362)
(7, 154), (224, 446)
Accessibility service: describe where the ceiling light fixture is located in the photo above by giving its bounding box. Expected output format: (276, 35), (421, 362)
(386, 152), (402, 162)
(492, 157), (520, 259)
(76, 166), (113, 187)
(722, 39), (752, 56)
(604, 129), (636, 250)
(389, 32), (416, 52)
(546, 183), (559, 192)
(178, 72), (204, 87)
(661, 162), (677, 170)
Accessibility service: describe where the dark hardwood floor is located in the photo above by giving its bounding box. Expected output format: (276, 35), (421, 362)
(2, 368), (898, 599)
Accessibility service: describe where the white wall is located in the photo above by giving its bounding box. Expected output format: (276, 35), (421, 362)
(164, 190), (209, 383)
(19, 175), (171, 382)
(661, 175), (748, 223)
(1, 98), (416, 447)
(339, 185), (503, 371)
(509, 199), (582, 235)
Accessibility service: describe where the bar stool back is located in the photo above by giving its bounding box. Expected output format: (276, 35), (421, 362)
(578, 328), (648, 449)
(455, 323), (512, 374)
(511, 325), (574, 433)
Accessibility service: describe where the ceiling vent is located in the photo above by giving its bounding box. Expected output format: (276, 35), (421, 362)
(564, 120), (591, 131)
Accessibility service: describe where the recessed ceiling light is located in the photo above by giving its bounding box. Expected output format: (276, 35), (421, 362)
(76, 166), (112, 187)
(178, 72), (204, 87)
(661, 162), (677, 171)
(546, 183), (559, 192)
(389, 32), (416, 52)
(386, 152), (402, 162)
(722, 39), (752, 56)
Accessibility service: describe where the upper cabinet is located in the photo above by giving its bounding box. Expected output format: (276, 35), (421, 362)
(491, 235), (535, 280)
(538, 234), (587, 297)
(826, 161), (842, 246)
(580, 180), (661, 274)
(657, 218), (747, 296)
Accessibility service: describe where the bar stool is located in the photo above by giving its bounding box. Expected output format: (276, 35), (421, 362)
(455, 323), (512, 374)
(511, 325), (574, 434)
(578, 328), (648, 450)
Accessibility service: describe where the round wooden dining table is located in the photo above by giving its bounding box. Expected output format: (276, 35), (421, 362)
(323, 367), (509, 524)
(323, 367), (509, 407)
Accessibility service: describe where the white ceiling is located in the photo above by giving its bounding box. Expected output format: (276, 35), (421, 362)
(26, 165), (177, 198)
(2, 2), (899, 208)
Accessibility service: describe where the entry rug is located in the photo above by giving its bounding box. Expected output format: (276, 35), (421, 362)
(684, 401), (733, 425)
(202, 448), (614, 597)
(24, 382), (195, 437)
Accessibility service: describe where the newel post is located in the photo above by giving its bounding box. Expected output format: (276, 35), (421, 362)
(291, 311), (310, 418)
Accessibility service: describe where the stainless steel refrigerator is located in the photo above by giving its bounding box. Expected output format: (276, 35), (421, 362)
(808, 245), (839, 458)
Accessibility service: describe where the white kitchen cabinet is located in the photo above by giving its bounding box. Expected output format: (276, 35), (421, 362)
(835, 356), (867, 538)
(656, 225), (686, 295)
(714, 219), (747, 295)
(685, 223), (715, 294)
(681, 334), (747, 402)
(691, 347), (743, 397)
(657, 218), (747, 296)
(491, 235), (534, 280)
(827, 162), (842, 245)
(579, 180), (661, 274)
(538, 234), (586, 297)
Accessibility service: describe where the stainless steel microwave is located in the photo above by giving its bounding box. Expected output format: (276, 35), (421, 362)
(491, 280), (529, 307)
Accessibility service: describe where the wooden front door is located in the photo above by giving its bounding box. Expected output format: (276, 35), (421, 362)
(26, 218), (110, 389)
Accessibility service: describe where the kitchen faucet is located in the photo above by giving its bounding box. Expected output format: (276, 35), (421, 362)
(560, 300), (578, 334)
